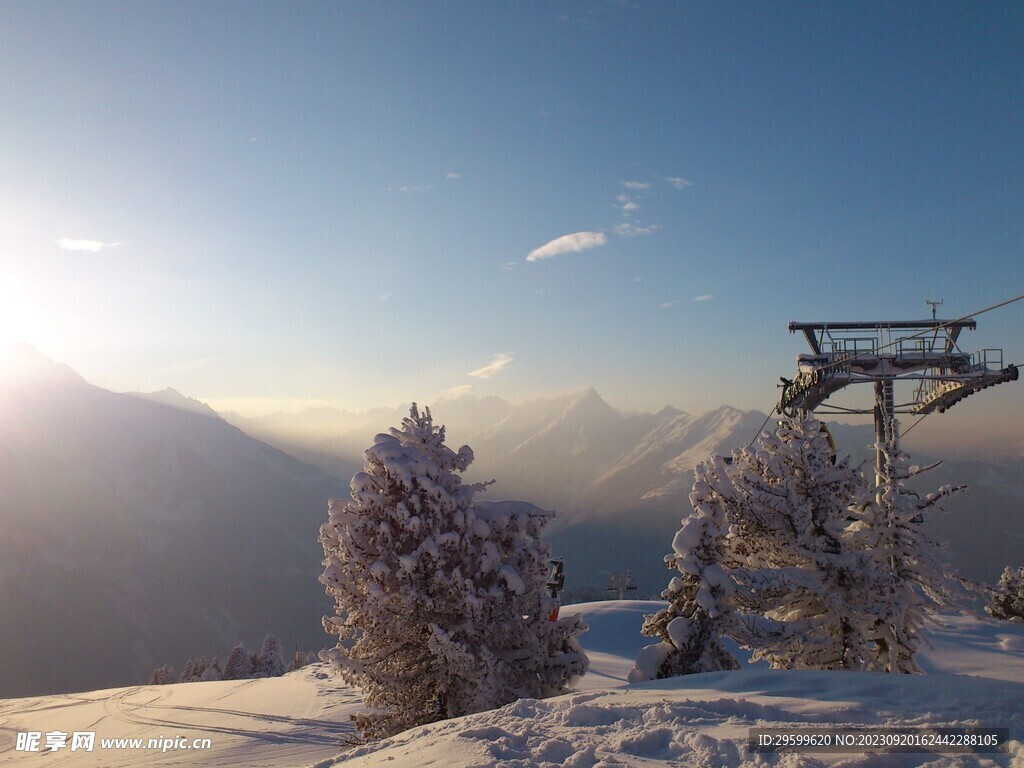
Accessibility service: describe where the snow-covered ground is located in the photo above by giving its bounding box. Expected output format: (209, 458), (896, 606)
(2, 601), (1022, 767)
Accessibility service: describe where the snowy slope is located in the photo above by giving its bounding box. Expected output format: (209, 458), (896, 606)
(3, 601), (1022, 767)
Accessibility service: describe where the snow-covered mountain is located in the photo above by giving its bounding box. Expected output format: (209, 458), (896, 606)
(0, 348), (346, 698)
(226, 391), (760, 526)
(225, 389), (1024, 600)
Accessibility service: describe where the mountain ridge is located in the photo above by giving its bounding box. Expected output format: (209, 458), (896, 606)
(0, 349), (345, 698)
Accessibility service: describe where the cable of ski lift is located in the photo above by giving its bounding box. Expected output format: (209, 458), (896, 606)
(809, 291), (1024, 378)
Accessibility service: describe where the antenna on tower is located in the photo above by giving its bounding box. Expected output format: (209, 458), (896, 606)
(925, 298), (943, 321)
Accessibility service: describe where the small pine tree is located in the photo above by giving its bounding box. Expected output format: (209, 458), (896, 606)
(633, 416), (899, 678)
(201, 656), (223, 681)
(320, 404), (587, 739)
(179, 655), (210, 683)
(987, 566), (1024, 623)
(255, 635), (286, 678)
(723, 417), (874, 670)
(223, 643), (253, 680)
(149, 664), (175, 685)
(630, 457), (739, 681)
(848, 433), (966, 673)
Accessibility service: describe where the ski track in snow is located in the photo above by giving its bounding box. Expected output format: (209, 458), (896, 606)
(1, 603), (1023, 767)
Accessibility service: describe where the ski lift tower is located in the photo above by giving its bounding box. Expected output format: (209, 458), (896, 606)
(607, 571), (638, 601)
(777, 306), (1018, 490)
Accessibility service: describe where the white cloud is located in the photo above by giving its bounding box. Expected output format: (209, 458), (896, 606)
(613, 222), (658, 237)
(500, 261), (519, 271)
(468, 352), (514, 379)
(56, 238), (122, 252)
(398, 184), (433, 193)
(526, 231), (607, 262)
(620, 201), (640, 214)
(693, 294), (713, 302)
(660, 300), (677, 309)
(664, 176), (693, 190)
(621, 181), (650, 191)
(379, 292), (392, 301)
(441, 384), (473, 399)
(633, 276), (642, 283)
(446, 172), (462, 180)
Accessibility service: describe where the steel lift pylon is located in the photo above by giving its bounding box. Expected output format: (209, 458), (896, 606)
(777, 308), (1019, 490)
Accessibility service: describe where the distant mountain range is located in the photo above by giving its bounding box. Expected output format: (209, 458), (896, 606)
(225, 388), (1024, 600)
(0, 346), (345, 698)
(2, 347), (1021, 697)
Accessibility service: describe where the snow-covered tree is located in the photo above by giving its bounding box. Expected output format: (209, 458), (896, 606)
(723, 417), (875, 670)
(223, 643), (252, 680)
(847, 432), (966, 673)
(319, 404), (587, 739)
(179, 655), (209, 683)
(254, 635), (286, 678)
(149, 664), (175, 685)
(632, 416), (882, 679)
(201, 656), (223, 681)
(630, 456), (739, 681)
(988, 566), (1024, 623)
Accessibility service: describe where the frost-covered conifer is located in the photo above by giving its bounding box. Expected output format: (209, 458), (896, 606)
(223, 643), (252, 680)
(633, 416), (879, 679)
(255, 635), (286, 678)
(847, 432), (966, 673)
(179, 655), (209, 683)
(149, 664), (174, 685)
(319, 404), (587, 739)
(630, 456), (739, 681)
(724, 417), (874, 670)
(201, 656), (223, 681)
(988, 566), (1024, 623)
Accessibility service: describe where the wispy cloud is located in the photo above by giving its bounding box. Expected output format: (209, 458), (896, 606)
(445, 172), (462, 180)
(660, 300), (677, 309)
(468, 352), (514, 379)
(693, 293), (713, 302)
(56, 238), (122, 252)
(621, 181), (650, 191)
(500, 261), (519, 271)
(441, 384), (473, 398)
(614, 222), (658, 237)
(379, 292), (392, 301)
(663, 176), (693, 190)
(526, 231), (607, 262)
(398, 184), (433, 193)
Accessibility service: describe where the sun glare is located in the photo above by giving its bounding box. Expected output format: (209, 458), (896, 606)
(0, 275), (51, 365)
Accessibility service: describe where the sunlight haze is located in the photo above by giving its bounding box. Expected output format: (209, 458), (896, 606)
(2, 1), (1022, 453)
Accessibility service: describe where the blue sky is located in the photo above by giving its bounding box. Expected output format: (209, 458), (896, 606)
(2, 1), (1022, 451)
